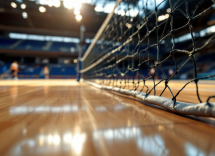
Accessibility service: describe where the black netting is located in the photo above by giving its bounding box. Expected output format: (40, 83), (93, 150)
(81, 0), (215, 105)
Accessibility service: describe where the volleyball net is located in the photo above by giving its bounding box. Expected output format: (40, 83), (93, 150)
(80, 0), (215, 117)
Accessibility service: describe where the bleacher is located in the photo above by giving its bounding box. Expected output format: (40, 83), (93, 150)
(0, 37), (78, 53)
(50, 42), (76, 52)
(0, 38), (18, 49)
(49, 65), (76, 79)
(15, 40), (46, 51)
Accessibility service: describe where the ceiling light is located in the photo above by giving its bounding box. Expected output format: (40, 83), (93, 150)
(22, 12), (27, 19)
(39, 6), (46, 13)
(76, 15), (82, 21)
(11, 2), (17, 8)
(21, 4), (26, 9)
(73, 59), (77, 63)
(74, 9), (80, 15)
(64, 0), (73, 9)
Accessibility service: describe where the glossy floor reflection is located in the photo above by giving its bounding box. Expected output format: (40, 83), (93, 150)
(0, 80), (214, 156)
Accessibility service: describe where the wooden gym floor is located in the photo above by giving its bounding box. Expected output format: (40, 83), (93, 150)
(0, 79), (214, 156)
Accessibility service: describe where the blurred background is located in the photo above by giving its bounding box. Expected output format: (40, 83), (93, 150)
(0, 0), (214, 79)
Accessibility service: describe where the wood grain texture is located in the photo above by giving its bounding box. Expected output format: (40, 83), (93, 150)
(0, 80), (214, 156)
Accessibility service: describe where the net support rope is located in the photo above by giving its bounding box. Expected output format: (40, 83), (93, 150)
(80, 0), (215, 117)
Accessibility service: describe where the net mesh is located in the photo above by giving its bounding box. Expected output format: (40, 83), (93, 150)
(81, 0), (215, 105)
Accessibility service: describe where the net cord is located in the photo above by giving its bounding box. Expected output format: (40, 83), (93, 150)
(80, 0), (215, 117)
(81, 0), (122, 62)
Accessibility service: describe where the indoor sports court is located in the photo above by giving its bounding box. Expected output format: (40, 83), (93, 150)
(0, 0), (215, 156)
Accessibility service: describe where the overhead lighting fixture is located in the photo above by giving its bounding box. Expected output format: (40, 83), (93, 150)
(39, 6), (46, 13)
(74, 9), (80, 15)
(11, 2), (17, 8)
(76, 15), (82, 21)
(22, 12), (27, 19)
(64, 0), (73, 9)
(21, 4), (26, 9)
(73, 59), (78, 63)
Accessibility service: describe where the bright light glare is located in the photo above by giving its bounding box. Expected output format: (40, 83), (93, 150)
(9, 33), (80, 43)
(76, 15), (82, 21)
(39, 0), (48, 5)
(63, 133), (72, 143)
(158, 14), (169, 22)
(53, 0), (60, 8)
(53, 135), (60, 145)
(73, 59), (78, 63)
(48, 135), (53, 143)
(39, 6), (46, 13)
(74, 2), (81, 10)
(95, 6), (103, 12)
(64, 0), (73, 9)
(126, 23), (132, 29)
(118, 10), (125, 16)
(81, 0), (91, 3)
(165, 14), (169, 19)
(11, 2), (17, 8)
(48, 0), (53, 7)
(167, 8), (171, 13)
(21, 4), (26, 9)
(74, 9), (80, 15)
(71, 133), (86, 154)
(22, 12), (27, 19)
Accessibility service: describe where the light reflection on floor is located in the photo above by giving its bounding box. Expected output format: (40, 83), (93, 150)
(0, 80), (215, 156)
(9, 105), (85, 114)
(9, 104), (127, 115)
(10, 130), (87, 156)
(8, 125), (214, 156)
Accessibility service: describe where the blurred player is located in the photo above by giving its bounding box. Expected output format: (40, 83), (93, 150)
(44, 66), (49, 79)
(150, 67), (155, 76)
(169, 69), (174, 78)
(10, 61), (19, 79)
